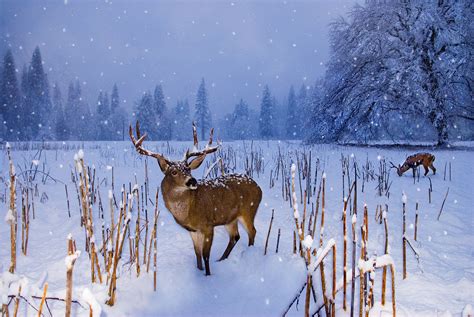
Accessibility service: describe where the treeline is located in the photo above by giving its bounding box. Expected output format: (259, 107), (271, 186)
(0, 47), (128, 141)
(1, 47), (315, 142)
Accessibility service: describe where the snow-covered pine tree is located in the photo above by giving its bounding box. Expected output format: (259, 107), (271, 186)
(0, 50), (22, 140)
(64, 82), (76, 140)
(52, 84), (68, 140)
(111, 84), (119, 112)
(74, 81), (92, 140)
(135, 92), (157, 140)
(194, 78), (212, 140)
(153, 85), (171, 140)
(296, 84), (308, 138)
(231, 99), (251, 140)
(286, 86), (298, 139)
(96, 91), (112, 140)
(65, 81), (91, 140)
(259, 85), (274, 139)
(25, 47), (52, 140)
(173, 99), (191, 141)
(108, 84), (128, 140)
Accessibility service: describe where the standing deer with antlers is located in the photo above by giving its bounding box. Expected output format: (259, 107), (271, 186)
(390, 152), (436, 177)
(130, 122), (262, 275)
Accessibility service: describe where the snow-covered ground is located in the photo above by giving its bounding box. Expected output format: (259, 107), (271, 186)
(0, 141), (473, 316)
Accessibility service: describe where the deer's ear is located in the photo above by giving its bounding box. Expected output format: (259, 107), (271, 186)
(157, 156), (170, 173)
(188, 154), (206, 170)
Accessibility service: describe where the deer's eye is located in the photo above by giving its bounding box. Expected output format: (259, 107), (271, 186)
(171, 170), (178, 176)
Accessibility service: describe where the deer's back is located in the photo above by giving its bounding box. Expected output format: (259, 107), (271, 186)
(192, 174), (262, 227)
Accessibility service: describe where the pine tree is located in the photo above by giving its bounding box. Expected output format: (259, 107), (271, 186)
(96, 91), (112, 140)
(135, 92), (156, 139)
(64, 82), (76, 140)
(153, 85), (171, 140)
(109, 84), (128, 140)
(52, 84), (68, 140)
(111, 84), (119, 112)
(194, 78), (212, 139)
(286, 86), (298, 139)
(64, 81), (90, 140)
(259, 85), (274, 139)
(231, 99), (251, 140)
(173, 99), (192, 140)
(297, 84), (309, 138)
(0, 50), (22, 140)
(74, 81), (92, 140)
(25, 47), (52, 139)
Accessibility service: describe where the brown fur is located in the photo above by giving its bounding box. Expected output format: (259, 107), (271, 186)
(130, 123), (262, 275)
(395, 153), (436, 176)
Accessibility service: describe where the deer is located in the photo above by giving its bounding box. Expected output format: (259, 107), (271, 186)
(129, 121), (262, 276)
(390, 152), (436, 177)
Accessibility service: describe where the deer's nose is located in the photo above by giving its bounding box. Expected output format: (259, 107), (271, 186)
(186, 178), (197, 188)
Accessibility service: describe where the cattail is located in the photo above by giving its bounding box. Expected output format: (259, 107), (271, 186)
(264, 209), (274, 255)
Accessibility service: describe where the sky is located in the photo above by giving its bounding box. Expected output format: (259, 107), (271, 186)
(0, 0), (357, 118)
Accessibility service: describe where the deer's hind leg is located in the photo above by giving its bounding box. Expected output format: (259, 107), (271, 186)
(190, 231), (204, 271)
(218, 220), (240, 261)
(238, 215), (257, 246)
(423, 164), (429, 176)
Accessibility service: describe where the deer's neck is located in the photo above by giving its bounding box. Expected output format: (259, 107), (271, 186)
(161, 179), (195, 225)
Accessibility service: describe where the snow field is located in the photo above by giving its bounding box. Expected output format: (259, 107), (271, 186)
(0, 141), (473, 316)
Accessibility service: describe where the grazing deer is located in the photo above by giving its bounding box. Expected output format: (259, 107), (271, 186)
(129, 122), (262, 275)
(390, 153), (436, 177)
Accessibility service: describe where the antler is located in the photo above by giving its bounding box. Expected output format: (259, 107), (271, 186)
(129, 121), (165, 160)
(389, 161), (399, 169)
(184, 122), (219, 162)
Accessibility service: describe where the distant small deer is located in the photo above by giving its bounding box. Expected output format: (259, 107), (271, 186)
(130, 122), (262, 275)
(390, 153), (436, 177)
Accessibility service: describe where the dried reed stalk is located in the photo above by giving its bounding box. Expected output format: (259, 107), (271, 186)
(13, 285), (21, 317)
(319, 174), (329, 317)
(65, 235), (79, 317)
(37, 283), (48, 317)
(275, 228), (281, 253)
(437, 188), (450, 221)
(264, 209), (274, 255)
(381, 213), (389, 305)
(7, 145), (17, 274)
(342, 197), (348, 311)
(106, 193), (133, 306)
(402, 201), (407, 280)
(414, 202), (419, 241)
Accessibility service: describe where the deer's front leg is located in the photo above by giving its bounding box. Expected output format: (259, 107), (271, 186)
(202, 228), (214, 276)
(190, 231), (203, 271)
